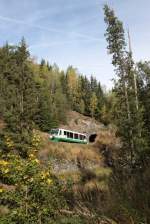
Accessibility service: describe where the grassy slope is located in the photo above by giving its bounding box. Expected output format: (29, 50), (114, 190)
(38, 112), (119, 194)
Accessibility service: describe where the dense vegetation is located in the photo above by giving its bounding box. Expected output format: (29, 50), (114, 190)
(103, 4), (150, 223)
(0, 4), (150, 224)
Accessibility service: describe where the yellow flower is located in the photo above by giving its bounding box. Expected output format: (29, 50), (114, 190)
(32, 134), (41, 146)
(34, 159), (39, 164)
(45, 171), (49, 176)
(29, 153), (35, 158)
(0, 160), (9, 166)
(0, 188), (4, 193)
(41, 171), (49, 179)
(4, 168), (9, 174)
(5, 136), (14, 148)
(47, 178), (53, 185)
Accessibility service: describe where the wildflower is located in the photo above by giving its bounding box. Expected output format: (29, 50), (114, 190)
(45, 171), (49, 176)
(0, 160), (9, 166)
(41, 171), (49, 179)
(47, 178), (53, 185)
(29, 153), (35, 159)
(5, 136), (14, 148)
(41, 172), (46, 179)
(34, 159), (40, 164)
(4, 168), (9, 174)
(0, 188), (4, 193)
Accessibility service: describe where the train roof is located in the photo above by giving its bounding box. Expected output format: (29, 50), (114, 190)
(51, 128), (87, 136)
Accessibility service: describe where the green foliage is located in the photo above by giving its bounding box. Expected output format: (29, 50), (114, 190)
(3, 33), (150, 223)
(89, 92), (98, 117)
(0, 152), (66, 224)
(137, 61), (150, 146)
(0, 38), (113, 223)
(0, 39), (38, 156)
(35, 81), (57, 131)
(104, 4), (147, 165)
(104, 4), (150, 223)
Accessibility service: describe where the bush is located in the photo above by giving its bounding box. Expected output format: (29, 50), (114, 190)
(0, 152), (66, 224)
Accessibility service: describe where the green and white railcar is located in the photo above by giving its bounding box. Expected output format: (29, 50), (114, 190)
(49, 128), (88, 144)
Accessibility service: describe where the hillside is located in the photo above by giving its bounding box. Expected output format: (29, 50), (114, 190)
(1, 13), (150, 221)
(38, 111), (119, 179)
(34, 112), (122, 223)
(60, 111), (105, 135)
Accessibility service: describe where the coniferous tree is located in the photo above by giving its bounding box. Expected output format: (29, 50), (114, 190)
(66, 66), (78, 109)
(81, 76), (91, 115)
(40, 58), (46, 69)
(137, 61), (150, 148)
(0, 39), (38, 156)
(89, 92), (98, 118)
(0, 38), (108, 158)
(34, 82), (54, 131)
(104, 5), (146, 166)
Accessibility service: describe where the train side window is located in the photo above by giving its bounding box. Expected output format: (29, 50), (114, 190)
(64, 131), (67, 135)
(70, 132), (73, 138)
(67, 132), (70, 138)
(79, 135), (82, 140)
(59, 130), (62, 135)
(74, 133), (78, 139)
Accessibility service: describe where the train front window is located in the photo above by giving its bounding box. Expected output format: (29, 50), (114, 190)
(50, 129), (59, 135)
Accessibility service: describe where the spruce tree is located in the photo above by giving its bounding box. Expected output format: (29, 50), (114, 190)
(66, 66), (78, 109)
(81, 76), (91, 115)
(0, 39), (38, 157)
(89, 92), (98, 118)
(137, 61), (150, 148)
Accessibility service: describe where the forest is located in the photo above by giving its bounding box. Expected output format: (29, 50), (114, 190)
(0, 4), (150, 224)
